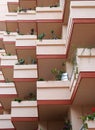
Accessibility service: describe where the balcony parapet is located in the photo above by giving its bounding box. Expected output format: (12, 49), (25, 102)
(0, 55), (17, 66)
(16, 35), (37, 47)
(14, 64), (37, 79)
(77, 48), (95, 72)
(5, 12), (17, 20)
(37, 39), (66, 55)
(70, 1), (95, 18)
(36, 7), (62, 19)
(11, 101), (38, 118)
(3, 32), (17, 42)
(0, 82), (17, 95)
(37, 81), (70, 100)
(0, 114), (14, 129)
(16, 35), (37, 40)
(17, 10), (36, 20)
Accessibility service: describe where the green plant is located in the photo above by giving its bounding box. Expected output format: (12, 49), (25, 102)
(38, 78), (44, 81)
(31, 58), (37, 64)
(51, 63), (66, 80)
(16, 58), (25, 65)
(30, 28), (34, 35)
(51, 30), (58, 39)
(63, 120), (72, 130)
(51, 68), (64, 80)
(6, 53), (11, 56)
(14, 98), (22, 103)
(81, 113), (95, 129)
(24, 93), (36, 101)
(50, 3), (59, 8)
(6, 30), (10, 35)
(38, 33), (45, 41)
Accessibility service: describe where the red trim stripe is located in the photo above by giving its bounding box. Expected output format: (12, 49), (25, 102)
(37, 100), (71, 105)
(16, 46), (36, 50)
(37, 55), (66, 59)
(11, 117), (38, 122)
(13, 78), (37, 82)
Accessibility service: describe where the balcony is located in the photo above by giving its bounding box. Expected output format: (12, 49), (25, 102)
(11, 101), (38, 130)
(14, 64), (37, 80)
(0, 55), (17, 66)
(70, 48), (95, 105)
(37, 80), (70, 102)
(36, 7), (62, 19)
(0, 114), (14, 129)
(66, 1), (95, 59)
(37, 39), (66, 57)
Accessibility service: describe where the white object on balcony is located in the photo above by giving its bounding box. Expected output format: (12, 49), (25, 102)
(61, 73), (68, 81)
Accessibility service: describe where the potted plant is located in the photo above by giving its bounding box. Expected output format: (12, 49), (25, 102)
(63, 120), (72, 130)
(51, 62), (66, 80)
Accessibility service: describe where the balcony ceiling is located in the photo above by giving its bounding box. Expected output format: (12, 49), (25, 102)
(13, 121), (38, 130)
(19, 0), (36, 10)
(2, 67), (13, 82)
(7, 2), (19, 12)
(37, 0), (59, 7)
(0, 97), (16, 111)
(4, 42), (16, 55)
(0, 40), (4, 49)
(73, 77), (95, 105)
(15, 81), (36, 99)
(68, 23), (95, 59)
(39, 104), (69, 121)
(0, 21), (6, 31)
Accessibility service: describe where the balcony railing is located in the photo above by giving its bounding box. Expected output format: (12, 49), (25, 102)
(3, 32), (17, 42)
(16, 35), (37, 47)
(37, 39), (66, 55)
(17, 10), (36, 20)
(5, 12), (17, 20)
(11, 101), (38, 118)
(36, 7), (62, 19)
(0, 55), (17, 66)
(14, 64), (37, 79)
(70, 1), (95, 18)
(0, 114), (14, 129)
(0, 82), (17, 95)
(37, 80), (70, 100)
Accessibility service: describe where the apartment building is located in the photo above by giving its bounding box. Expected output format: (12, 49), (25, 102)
(0, 0), (95, 130)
